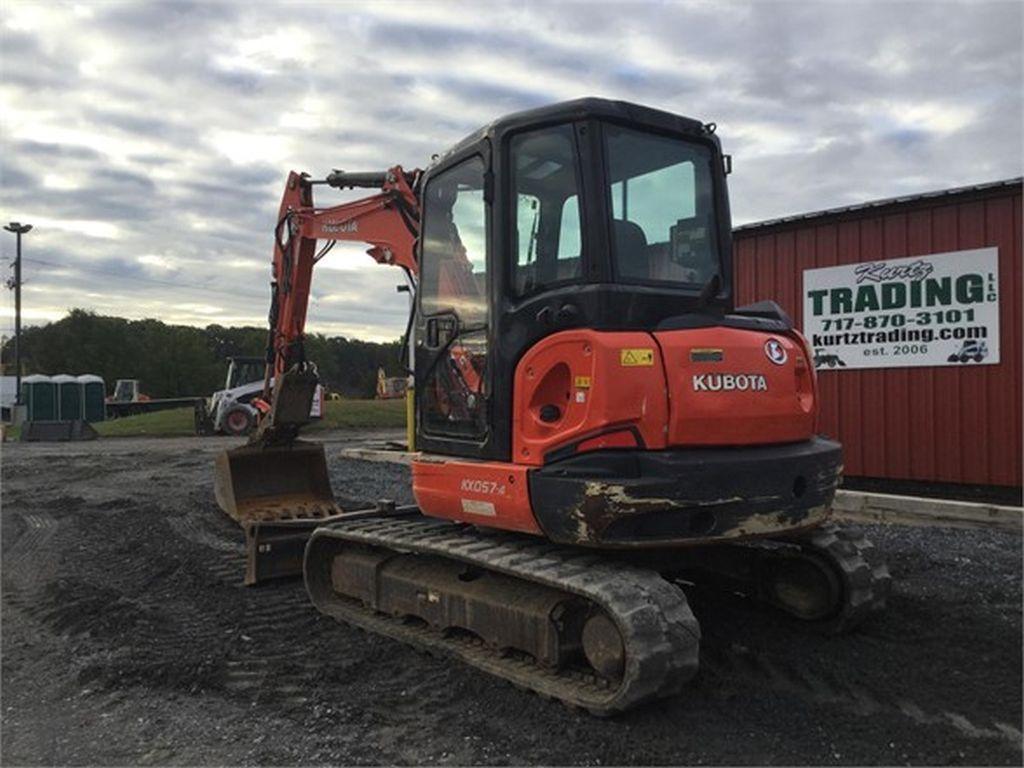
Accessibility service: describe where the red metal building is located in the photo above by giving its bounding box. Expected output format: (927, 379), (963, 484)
(733, 178), (1022, 488)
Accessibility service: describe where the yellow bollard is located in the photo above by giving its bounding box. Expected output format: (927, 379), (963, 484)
(405, 383), (415, 452)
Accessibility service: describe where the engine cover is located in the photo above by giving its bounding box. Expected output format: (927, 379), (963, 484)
(654, 326), (816, 446)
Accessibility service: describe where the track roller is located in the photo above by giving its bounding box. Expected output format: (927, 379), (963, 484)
(668, 522), (891, 634)
(777, 522), (892, 633)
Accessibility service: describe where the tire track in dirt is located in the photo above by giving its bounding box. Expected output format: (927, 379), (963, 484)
(8, 509), (213, 654)
(139, 505), (1024, 753)
(3, 513), (58, 571)
(2, 512), (59, 612)
(166, 511), (247, 585)
(6, 508), (245, 693)
(162, 511), (459, 728)
(149, 509), (341, 710)
(700, 641), (1022, 747)
(167, 511), (244, 555)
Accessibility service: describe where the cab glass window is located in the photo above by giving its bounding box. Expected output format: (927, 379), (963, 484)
(510, 124), (583, 296)
(420, 157), (488, 327)
(419, 156), (489, 440)
(605, 125), (720, 286)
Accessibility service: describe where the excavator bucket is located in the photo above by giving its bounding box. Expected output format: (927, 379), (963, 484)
(213, 440), (341, 524)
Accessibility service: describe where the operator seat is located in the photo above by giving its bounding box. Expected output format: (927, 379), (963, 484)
(612, 219), (648, 279)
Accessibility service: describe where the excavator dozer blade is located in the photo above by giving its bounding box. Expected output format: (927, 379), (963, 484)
(214, 439), (341, 524)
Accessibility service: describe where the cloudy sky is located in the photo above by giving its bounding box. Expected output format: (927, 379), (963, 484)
(1, 0), (1021, 342)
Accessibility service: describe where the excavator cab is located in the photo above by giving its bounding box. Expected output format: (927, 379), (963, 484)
(213, 99), (737, 536)
(405, 101), (837, 546)
(412, 100), (734, 462)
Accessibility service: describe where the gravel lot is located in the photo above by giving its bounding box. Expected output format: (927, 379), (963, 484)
(2, 433), (1021, 765)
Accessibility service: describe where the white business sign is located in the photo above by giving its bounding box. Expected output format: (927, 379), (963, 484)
(803, 247), (1000, 370)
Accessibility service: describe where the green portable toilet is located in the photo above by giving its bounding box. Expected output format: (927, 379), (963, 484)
(21, 375), (57, 421)
(54, 374), (83, 421)
(77, 374), (106, 423)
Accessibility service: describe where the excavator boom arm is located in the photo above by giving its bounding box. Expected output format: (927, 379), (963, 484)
(214, 164), (422, 525)
(268, 166), (421, 383)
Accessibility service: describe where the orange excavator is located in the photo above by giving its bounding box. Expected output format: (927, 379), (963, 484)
(214, 98), (890, 715)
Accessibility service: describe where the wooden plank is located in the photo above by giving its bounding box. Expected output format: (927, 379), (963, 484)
(339, 446), (419, 465)
(833, 489), (1022, 533)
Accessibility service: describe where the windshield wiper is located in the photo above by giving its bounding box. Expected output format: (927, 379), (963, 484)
(526, 200), (540, 264)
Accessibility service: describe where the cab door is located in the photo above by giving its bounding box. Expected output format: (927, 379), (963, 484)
(415, 152), (492, 457)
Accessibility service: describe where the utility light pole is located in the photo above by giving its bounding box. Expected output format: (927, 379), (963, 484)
(4, 222), (32, 405)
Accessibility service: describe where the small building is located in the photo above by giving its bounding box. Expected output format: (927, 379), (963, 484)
(733, 178), (1021, 489)
(0, 376), (15, 421)
(0, 376), (15, 410)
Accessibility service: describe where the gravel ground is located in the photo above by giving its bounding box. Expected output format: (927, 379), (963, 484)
(1, 433), (1021, 766)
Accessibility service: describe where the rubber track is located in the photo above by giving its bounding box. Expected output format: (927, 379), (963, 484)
(797, 522), (892, 634)
(305, 515), (701, 716)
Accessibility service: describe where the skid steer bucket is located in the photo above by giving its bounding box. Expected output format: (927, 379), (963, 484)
(214, 440), (341, 524)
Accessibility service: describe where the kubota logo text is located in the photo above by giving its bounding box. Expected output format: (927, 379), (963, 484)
(692, 373), (768, 392)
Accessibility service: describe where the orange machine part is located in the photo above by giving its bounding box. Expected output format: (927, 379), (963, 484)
(415, 326), (823, 534)
(654, 327), (816, 446)
(412, 457), (540, 534)
(575, 429), (639, 453)
(511, 329), (669, 466)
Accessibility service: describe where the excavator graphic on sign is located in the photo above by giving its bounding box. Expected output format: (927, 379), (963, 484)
(814, 349), (847, 368)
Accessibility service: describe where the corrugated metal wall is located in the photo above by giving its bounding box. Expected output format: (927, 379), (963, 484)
(733, 180), (1022, 488)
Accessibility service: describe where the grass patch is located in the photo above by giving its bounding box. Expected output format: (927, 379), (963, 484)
(85, 397), (408, 438)
(95, 406), (197, 438)
(3, 398), (408, 441)
(310, 397), (407, 430)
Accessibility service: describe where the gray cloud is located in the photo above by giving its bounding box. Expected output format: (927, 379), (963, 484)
(0, 0), (1020, 340)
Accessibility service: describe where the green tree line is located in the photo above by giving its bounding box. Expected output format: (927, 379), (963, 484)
(2, 309), (404, 398)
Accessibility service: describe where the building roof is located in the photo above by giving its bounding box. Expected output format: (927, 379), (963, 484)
(734, 177), (1023, 233)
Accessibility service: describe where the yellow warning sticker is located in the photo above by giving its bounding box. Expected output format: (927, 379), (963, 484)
(619, 348), (654, 367)
(574, 375), (592, 388)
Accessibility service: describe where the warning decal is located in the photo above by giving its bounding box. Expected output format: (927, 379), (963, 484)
(619, 348), (654, 367)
